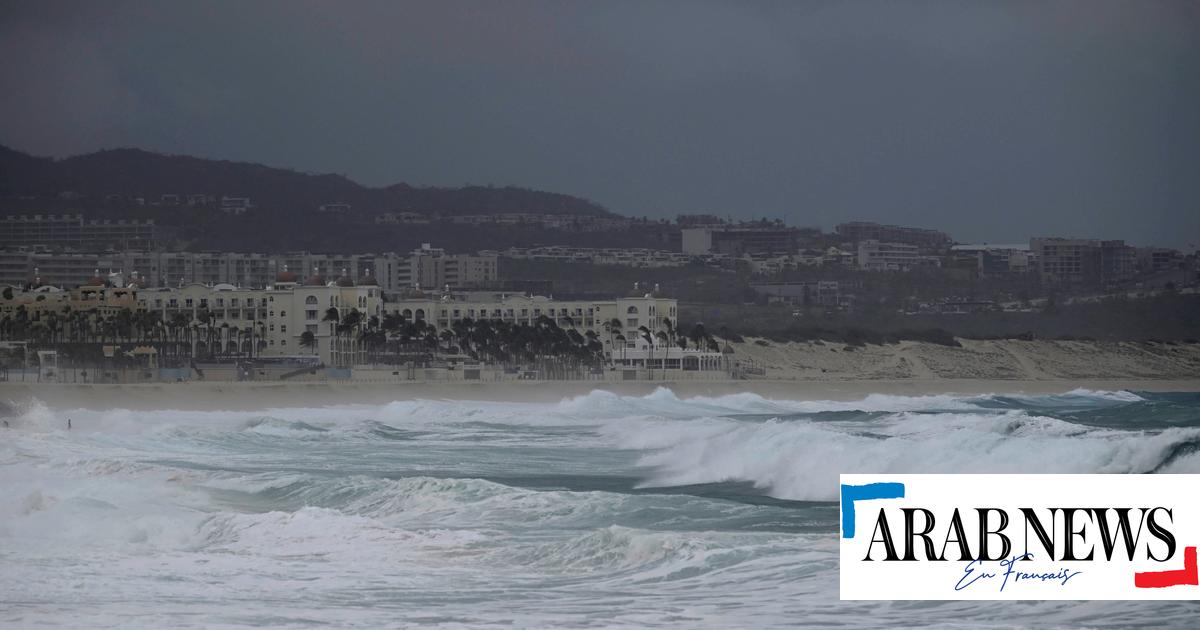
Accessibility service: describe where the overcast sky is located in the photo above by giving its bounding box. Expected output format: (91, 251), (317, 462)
(1, 0), (1197, 247)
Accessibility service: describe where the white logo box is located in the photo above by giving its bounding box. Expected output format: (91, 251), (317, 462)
(839, 474), (1200, 600)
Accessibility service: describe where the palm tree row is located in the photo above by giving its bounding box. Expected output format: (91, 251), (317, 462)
(0, 305), (269, 365)
(2, 303), (728, 372)
(347, 313), (608, 370)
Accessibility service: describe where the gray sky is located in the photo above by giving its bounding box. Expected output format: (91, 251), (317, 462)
(1, 0), (1197, 247)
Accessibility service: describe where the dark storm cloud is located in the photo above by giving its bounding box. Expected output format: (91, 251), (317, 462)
(1, 0), (1197, 246)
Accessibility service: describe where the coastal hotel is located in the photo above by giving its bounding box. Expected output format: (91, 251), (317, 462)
(3, 268), (725, 371)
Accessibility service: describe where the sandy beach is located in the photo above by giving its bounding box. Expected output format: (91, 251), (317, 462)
(4, 339), (1196, 411)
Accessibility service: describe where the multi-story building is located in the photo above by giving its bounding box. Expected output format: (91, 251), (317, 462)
(134, 269), (384, 366)
(0, 251), (130, 289)
(1099, 240), (1136, 284)
(0, 249), (34, 284)
(447, 213), (632, 232)
(1, 214), (156, 249)
(407, 244), (497, 290)
(2, 267), (714, 369)
(681, 225), (801, 255)
(1137, 247), (1183, 274)
(949, 244), (1038, 276)
(0, 274), (140, 321)
(494, 246), (732, 269)
(1031, 237), (1136, 286)
(0, 245), (498, 292)
(856, 240), (921, 271)
(1031, 238), (1097, 285)
(835, 221), (952, 251)
(750, 281), (846, 308)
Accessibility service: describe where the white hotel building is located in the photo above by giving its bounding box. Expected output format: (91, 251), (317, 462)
(136, 268), (385, 366)
(133, 270), (722, 370)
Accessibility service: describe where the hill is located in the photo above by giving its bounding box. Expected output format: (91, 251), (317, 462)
(0, 144), (613, 218)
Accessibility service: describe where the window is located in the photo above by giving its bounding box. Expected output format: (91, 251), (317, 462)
(280, 311), (285, 317)
(305, 296), (318, 305)
(627, 318), (638, 328)
(306, 310), (317, 320)
(231, 298), (239, 307)
(281, 340), (286, 346)
(269, 324), (275, 331)
(280, 325), (286, 333)
(626, 306), (638, 314)
(185, 299), (193, 307)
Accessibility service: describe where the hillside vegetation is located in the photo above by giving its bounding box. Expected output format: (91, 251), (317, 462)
(0, 145), (611, 219)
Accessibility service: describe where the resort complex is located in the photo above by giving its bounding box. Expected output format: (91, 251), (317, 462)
(0, 267), (728, 382)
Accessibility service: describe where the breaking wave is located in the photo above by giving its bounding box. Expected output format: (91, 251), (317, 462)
(4, 386), (1199, 627)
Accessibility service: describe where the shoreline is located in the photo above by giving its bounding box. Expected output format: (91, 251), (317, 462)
(4, 377), (1198, 410)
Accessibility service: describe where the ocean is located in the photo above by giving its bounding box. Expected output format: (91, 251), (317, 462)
(3, 388), (1200, 628)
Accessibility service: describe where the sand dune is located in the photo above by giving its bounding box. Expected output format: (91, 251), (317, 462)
(732, 338), (1200, 382)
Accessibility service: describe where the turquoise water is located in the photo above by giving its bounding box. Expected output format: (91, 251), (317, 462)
(2, 388), (1199, 627)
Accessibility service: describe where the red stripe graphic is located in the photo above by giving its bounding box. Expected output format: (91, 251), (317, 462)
(1135, 547), (1198, 588)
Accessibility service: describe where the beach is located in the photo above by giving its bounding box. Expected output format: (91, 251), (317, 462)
(4, 339), (1197, 411)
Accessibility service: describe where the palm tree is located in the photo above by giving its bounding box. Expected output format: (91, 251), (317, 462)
(299, 330), (317, 355)
(440, 329), (457, 354)
(603, 318), (622, 365)
(323, 306), (339, 322)
(638, 325), (654, 380)
(658, 317), (676, 373)
(718, 325), (733, 353)
(169, 312), (189, 356)
(340, 308), (362, 333)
